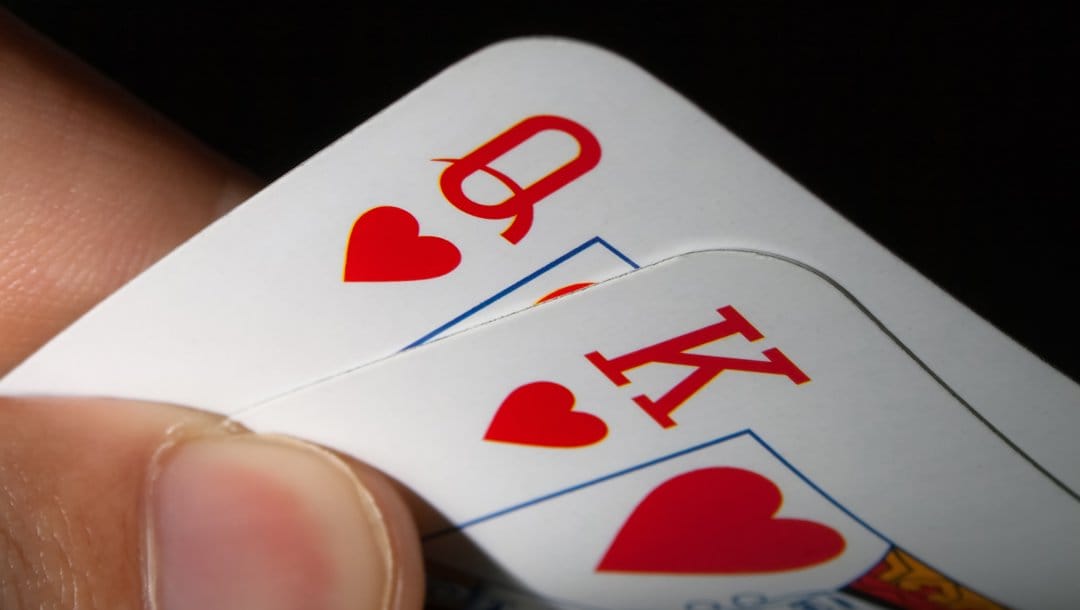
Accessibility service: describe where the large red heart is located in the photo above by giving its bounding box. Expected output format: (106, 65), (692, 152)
(597, 467), (845, 574)
(484, 381), (608, 448)
(343, 206), (461, 282)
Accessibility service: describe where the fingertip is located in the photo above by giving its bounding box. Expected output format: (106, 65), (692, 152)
(327, 453), (427, 610)
(148, 434), (422, 610)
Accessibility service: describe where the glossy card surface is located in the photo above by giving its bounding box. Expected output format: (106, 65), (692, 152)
(2, 41), (1077, 498)
(240, 251), (1080, 608)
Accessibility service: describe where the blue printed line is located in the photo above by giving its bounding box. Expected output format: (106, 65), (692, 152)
(422, 429), (753, 541)
(745, 430), (892, 546)
(422, 431), (1010, 607)
(423, 429), (896, 548)
(405, 237), (638, 349)
(594, 236), (639, 270)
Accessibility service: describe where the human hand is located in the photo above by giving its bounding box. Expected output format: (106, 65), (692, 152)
(0, 11), (423, 610)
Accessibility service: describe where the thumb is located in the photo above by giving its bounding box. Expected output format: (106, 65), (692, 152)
(0, 396), (424, 610)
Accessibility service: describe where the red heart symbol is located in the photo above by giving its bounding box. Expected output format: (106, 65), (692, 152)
(597, 467), (845, 574)
(484, 381), (608, 448)
(343, 206), (461, 282)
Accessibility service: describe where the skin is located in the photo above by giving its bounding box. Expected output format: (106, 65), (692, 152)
(0, 10), (424, 609)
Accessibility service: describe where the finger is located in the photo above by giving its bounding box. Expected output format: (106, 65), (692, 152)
(0, 11), (262, 372)
(0, 396), (424, 610)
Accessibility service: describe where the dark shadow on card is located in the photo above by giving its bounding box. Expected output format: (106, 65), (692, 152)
(425, 561), (572, 610)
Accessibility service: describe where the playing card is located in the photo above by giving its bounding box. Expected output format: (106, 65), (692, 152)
(238, 250), (1080, 608)
(2, 38), (1077, 493)
(422, 433), (974, 610)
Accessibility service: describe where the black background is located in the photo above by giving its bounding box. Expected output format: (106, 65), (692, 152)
(4, 3), (1078, 382)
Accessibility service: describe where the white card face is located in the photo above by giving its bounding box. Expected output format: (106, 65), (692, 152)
(239, 251), (1080, 608)
(424, 434), (890, 609)
(2, 38), (1077, 492)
